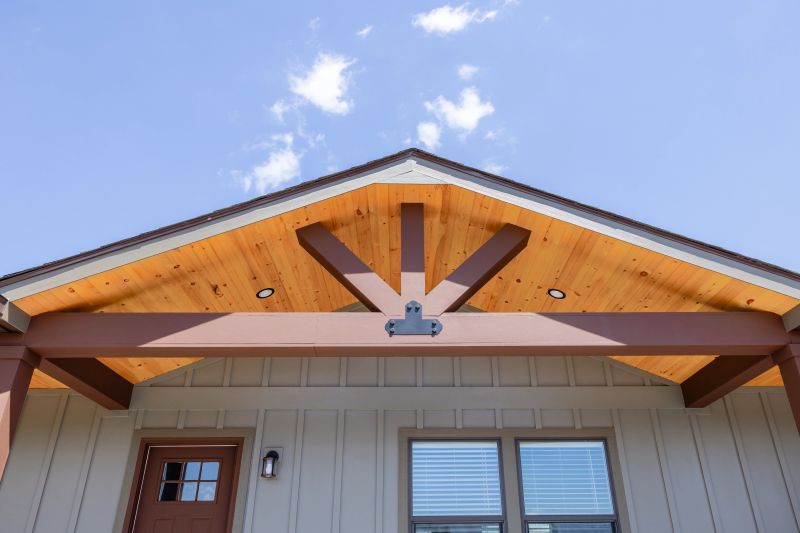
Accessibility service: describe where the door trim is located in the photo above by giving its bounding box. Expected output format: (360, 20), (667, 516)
(120, 435), (246, 533)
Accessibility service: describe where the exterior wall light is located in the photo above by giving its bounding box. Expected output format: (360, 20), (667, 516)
(261, 450), (280, 478)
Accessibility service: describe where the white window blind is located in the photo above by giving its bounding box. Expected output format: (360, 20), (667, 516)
(411, 441), (503, 517)
(519, 441), (614, 516)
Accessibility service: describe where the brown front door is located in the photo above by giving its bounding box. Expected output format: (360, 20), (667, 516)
(128, 443), (241, 533)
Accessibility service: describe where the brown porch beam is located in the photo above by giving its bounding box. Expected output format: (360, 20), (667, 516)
(0, 346), (39, 480)
(425, 224), (530, 315)
(296, 222), (403, 314)
(401, 203), (426, 301)
(0, 310), (789, 358)
(773, 344), (800, 432)
(681, 355), (775, 408)
(38, 358), (133, 410)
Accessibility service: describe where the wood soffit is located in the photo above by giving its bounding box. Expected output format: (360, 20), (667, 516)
(3, 154), (797, 388)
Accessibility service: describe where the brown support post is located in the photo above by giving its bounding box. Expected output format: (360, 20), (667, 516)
(38, 358), (133, 410)
(773, 344), (800, 433)
(401, 203), (426, 302)
(681, 355), (774, 408)
(296, 222), (403, 314)
(425, 224), (531, 315)
(0, 346), (39, 480)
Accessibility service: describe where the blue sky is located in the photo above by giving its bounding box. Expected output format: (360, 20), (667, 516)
(2, 0), (799, 276)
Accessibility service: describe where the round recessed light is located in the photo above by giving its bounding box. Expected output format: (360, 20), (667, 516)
(547, 288), (566, 299)
(256, 287), (275, 299)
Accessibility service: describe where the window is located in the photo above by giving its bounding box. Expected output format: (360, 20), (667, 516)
(158, 460), (220, 502)
(518, 441), (616, 532)
(410, 440), (504, 533)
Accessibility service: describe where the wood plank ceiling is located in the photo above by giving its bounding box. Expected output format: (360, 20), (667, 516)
(15, 183), (798, 388)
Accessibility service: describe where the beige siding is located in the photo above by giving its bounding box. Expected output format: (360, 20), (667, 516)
(1, 356), (798, 533)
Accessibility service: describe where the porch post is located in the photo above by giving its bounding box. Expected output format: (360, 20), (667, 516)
(773, 344), (800, 433)
(0, 347), (39, 480)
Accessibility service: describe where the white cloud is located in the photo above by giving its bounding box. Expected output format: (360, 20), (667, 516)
(417, 121), (442, 150)
(412, 4), (497, 35)
(424, 87), (494, 135)
(356, 25), (373, 38)
(239, 134), (302, 194)
(457, 64), (479, 80)
(483, 162), (506, 174)
(308, 17), (321, 30)
(270, 99), (294, 122)
(289, 53), (356, 115)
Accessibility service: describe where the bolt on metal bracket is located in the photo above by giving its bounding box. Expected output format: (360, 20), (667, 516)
(385, 300), (443, 337)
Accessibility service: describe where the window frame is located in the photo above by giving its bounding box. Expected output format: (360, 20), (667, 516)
(408, 437), (508, 533)
(514, 438), (619, 533)
(399, 429), (630, 533)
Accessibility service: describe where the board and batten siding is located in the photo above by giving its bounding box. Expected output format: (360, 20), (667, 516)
(1, 356), (799, 533)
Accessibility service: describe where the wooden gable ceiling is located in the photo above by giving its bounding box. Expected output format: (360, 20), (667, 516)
(13, 183), (799, 388)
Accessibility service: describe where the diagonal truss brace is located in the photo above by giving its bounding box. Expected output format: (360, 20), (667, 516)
(295, 203), (530, 319)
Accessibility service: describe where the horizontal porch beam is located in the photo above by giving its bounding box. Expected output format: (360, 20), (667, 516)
(0, 311), (790, 358)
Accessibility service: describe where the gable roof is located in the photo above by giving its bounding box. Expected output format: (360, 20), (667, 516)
(2, 148), (800, 301)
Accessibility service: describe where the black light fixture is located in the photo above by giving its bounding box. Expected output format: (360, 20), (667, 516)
(547, 288), (566, 299)
(261, 450), (280, 478)
(256, 287), (275, 299)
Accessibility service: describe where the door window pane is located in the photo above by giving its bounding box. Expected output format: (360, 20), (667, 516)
(180, 482), (198, 501)
(519, 441), (614, 516)
(183, 462), (201, 480)
(162, 462), (182, 481)
(158, 482), (180, 502)
(200, 461), (220, 481)
(198, 482), (217, 501)
(412, 441), (502, 517)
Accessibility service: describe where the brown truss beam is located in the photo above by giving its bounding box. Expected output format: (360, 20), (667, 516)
(424, 224), (531, 315)
(38, 358), (133, 410)
(773, 344), (800, 431)
(296, 222), (403, 314)
(0, 347), (38, 480)
(0, 310), (789, 358)
(681, 355), (775, 408)
(401, 203), (426, 301)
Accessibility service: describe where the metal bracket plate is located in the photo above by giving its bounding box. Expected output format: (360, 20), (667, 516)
(385, 301), (442, 337)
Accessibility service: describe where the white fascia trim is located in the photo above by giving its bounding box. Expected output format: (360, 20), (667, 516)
(411, 158), (800, 299)
(0, 160), (416, 301)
